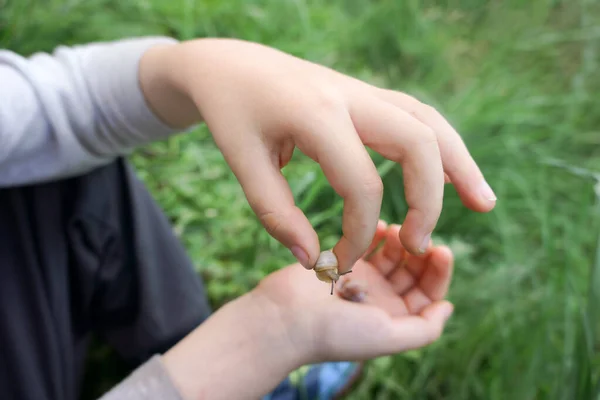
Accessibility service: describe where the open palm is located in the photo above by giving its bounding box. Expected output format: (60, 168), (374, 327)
(257, 221), (455, 364)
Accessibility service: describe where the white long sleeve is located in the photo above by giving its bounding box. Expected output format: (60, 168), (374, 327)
(98, 356), (184, 400)
(0, 37), (180, 187)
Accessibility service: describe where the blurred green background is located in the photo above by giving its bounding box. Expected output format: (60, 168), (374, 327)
(2, 0), (600, 399)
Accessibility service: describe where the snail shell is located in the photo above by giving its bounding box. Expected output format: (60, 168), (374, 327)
(314, 250), (352, 295)
(314, 250), (340, 283)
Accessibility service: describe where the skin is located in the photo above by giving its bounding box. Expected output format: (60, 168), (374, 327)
(138, 38), (497, 274)
(162, 221), (455, 400)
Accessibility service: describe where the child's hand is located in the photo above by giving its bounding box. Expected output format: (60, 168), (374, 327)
(140, 38), (496, 272)
(161, 220), (453, 400)
(253, 220), (454, 363)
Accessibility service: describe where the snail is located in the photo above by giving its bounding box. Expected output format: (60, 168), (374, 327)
(314, 249), (353, 295)
(338, 279), (368, 303)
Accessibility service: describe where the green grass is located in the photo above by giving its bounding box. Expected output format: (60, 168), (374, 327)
(2, 0), (600, 399)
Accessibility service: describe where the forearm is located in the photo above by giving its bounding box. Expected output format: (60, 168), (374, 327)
(161, 291), (304, 400)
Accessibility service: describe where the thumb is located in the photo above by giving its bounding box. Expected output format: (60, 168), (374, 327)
(218, 135), (320, 269)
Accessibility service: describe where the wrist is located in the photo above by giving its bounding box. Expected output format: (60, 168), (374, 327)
(138, 42), (202, 130)
(247, 286), (315, 367)
(161, 291), (304, 400)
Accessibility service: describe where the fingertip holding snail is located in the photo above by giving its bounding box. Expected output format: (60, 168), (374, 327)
(313, 250), (367, 302)
(314, 250), (352, 295)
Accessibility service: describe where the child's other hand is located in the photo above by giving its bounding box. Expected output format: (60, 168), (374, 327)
(141, 38), (496, 272)
(253, 220), (454, 364)
(161, 221), (453, 400)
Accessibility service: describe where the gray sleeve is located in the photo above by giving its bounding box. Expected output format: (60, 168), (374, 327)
(0, 37), (181, 187)
(98, 355), (184, 400)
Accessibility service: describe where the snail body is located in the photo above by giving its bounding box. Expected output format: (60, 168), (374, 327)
(338, 279), (368, 303)
(314, 250), (352, 295)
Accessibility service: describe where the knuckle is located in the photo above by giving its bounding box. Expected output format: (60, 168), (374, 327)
(424, 205), (443, 227)
(310, 87), (346, 114)
(403, 95), (443, 126)
(419, 103), (439, 118)
(360, 175), (384, 199)
(296, 87), (347, 134)
(406, 99), (425, 115)
(417, 126), (438, 144)
(403, 125), (438, 151)
(409, 206), (441, 232)
(257, 210), (285, 237)
(405, 95), (438, 118)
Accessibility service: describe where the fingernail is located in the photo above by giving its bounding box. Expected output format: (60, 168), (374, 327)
(480, 180), (497, 202)
(291, 246), (311, 269)
(418, 233), (431, 254)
